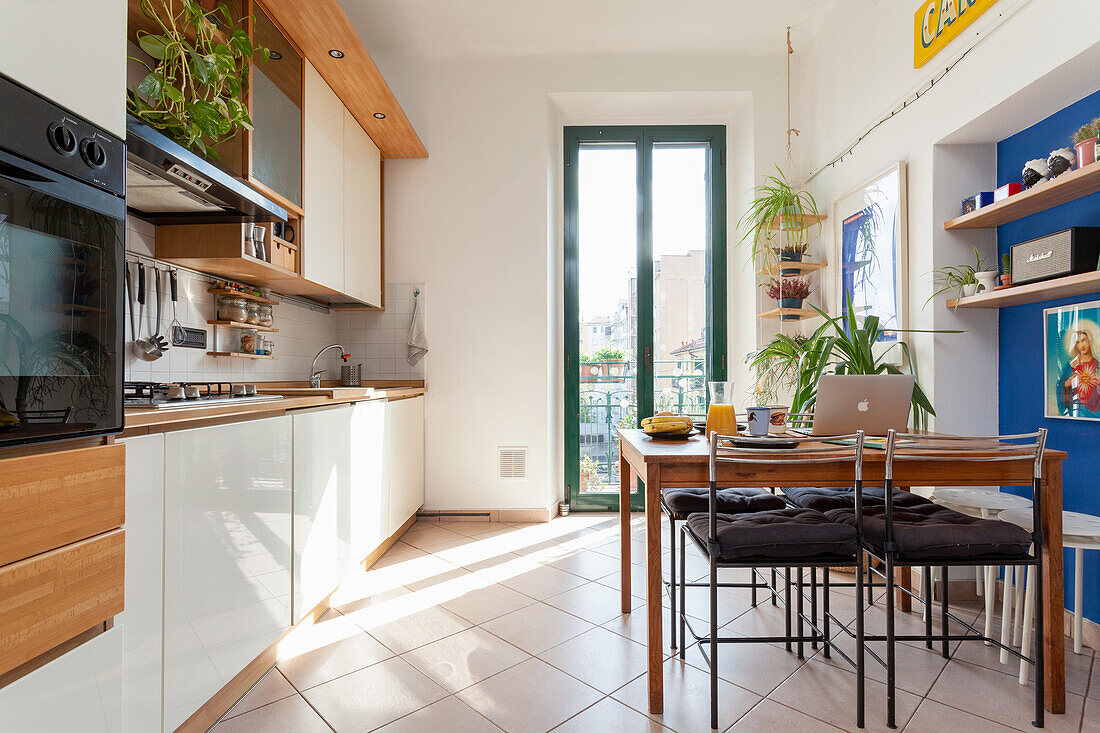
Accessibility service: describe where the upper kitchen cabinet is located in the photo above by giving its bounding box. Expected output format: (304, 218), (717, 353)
(302, 61), (346, 294)
(343, 108), (383, 307)
(0, 0), (127, 137)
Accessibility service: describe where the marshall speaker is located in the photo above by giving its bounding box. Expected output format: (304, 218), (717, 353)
(1010, 227), (1100, 286)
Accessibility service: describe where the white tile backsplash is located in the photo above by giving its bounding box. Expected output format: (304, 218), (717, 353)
(124, 217), (422, 385)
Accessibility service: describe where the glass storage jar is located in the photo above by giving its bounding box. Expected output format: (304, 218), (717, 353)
(245, 302), (261, 325)
(257, 304), (274, 328)
(240, 329), (259, 354)
(218, 296), (248, 323)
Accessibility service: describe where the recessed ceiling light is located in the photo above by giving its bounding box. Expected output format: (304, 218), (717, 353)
(269, 50), (282, 60)
(328, 49), (345, 59)
(373, 112), (386, 119)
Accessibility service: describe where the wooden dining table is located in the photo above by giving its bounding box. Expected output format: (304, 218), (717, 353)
(615, 428), (1068, 716)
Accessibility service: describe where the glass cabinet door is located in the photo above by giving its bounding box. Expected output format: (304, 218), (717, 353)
(250, 3), (303, 208)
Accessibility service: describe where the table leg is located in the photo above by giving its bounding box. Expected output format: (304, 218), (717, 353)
(895, 486), (912, 612)
(1041, 461), (1065, 714)
(645, 462), (663, 715)
(619, 450), (632, 614)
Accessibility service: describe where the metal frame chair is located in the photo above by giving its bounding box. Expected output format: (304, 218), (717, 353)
(679, 430), (869, 730)
(856, 429), (1048, 729)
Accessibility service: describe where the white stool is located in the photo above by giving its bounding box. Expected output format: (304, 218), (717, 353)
(999, 508), (1100, 683)
(930, 488), (1033, 641)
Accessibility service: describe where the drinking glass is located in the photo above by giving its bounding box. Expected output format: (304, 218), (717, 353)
(706, 381), (739, 438)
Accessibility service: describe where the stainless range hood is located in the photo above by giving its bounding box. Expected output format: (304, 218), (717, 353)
(125, 115), (287, 224)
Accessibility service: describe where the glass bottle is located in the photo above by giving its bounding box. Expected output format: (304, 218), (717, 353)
(705, 381), (739, 438)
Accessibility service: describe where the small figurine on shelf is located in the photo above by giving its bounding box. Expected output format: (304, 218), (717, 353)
(1048, 148), (1077, 178)
(1022, 158), (1050, 189)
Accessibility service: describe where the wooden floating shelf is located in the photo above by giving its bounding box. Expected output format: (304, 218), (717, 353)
(766, 213), (827, 231)
(207, 321), (279, 333)
(758, 307), (824, 321)
(206, 288), (280, 306)
(757, 261), (828, 276)
(945, 271), (1100, 309)
(944, 163), (1100, 230)
(48, 304), (108, 315)
(207, 352), (278, 360)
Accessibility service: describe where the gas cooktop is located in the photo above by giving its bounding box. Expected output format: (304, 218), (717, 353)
(124, 381), (284, 410)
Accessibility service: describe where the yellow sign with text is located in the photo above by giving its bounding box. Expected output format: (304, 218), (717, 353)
(914, 0), (999, 68)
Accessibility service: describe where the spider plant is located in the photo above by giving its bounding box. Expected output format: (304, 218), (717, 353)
(736, 166), (822, 268)
(926, 247), (990, 306)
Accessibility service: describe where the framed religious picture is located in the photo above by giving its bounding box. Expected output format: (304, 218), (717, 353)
(1045, 300), (1100, 421)
(832, 162), (909, 358)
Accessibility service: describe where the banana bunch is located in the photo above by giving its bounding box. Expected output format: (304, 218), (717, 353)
(641, 413), (693, 435)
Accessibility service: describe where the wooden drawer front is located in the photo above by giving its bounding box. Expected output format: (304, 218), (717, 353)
(0, 529), (125, 676)
(0, 444), (125, 567)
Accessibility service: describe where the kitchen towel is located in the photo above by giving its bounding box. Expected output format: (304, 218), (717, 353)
(407, 290), (428, 366)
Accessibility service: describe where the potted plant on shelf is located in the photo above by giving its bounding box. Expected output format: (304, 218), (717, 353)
(580, 347), (628, 382)
(127, 0), (269, 160)
(1000, 253), (1012, 288)
(764, 276), (813, 319)
(927, 247), (991, 305)
(1073, 117), (1099, 169)
(737, 166), (822, 268)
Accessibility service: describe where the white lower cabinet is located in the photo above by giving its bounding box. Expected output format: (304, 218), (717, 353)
(162, 416), (293, 732)
(0, 626), (123, 733)
(386, 396), (426, 535)
(119, 434), (166, 733)
(291, 405), (352, 622)
(348, 400), (388, 573)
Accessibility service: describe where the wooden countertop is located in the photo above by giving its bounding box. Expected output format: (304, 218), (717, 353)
(120, 382), (425, 437)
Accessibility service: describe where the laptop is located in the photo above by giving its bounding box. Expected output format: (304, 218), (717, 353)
(809, 374), (916, 436)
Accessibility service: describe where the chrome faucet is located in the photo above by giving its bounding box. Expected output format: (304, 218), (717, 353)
(309, 344), (349, 388)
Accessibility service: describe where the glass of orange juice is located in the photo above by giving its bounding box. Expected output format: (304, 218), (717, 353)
(705, 381), (739, 438)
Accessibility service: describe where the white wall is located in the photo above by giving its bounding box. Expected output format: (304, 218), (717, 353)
(377, 50), (793, 511)
(801, 0), (1100, 436)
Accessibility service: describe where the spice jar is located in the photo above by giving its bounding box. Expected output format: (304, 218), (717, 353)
(257, 304), (274, 328)
(245, 302), (261, 325)
(240, 329), (259, 354)
(263, 337), (274, 356)
(218, 296), (248, 323)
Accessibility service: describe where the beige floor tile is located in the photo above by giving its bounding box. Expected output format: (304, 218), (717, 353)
(373, 552), (463, 586)
(601, 604), (679, 652)
(496, 562), (590, 600)
(344, 592), (472, 654)
(769, 658), (921, 732)
(552, 697), (673, 732)
(952, 636), (1093, 697)
(399, 522), (470, 551)
(371, 542), (428, 570)
(456, 657), (603, 733)
(611, 657), (761, 733)
(544, 582), (644, 625)
(541, 548), (624, 580)
(1083, 696), (1100, 733)
(902, 699), (1019, 733)
(438, 580), (538, 625)
(373, 695), (502, 732)
(677, 585), (755, 628)
(540, 627), (648, 693)
(810, 627), (949, 697)
(277, 613), (395, 690)
(680, 634), (807, 697)
(403, 627), (531, 693)
(728, 699), (845, 732)
(1091, 658), (1100, 700)
(210, 693), (330, 733)
(301, 657), (448, 732)
(926, 659), (1086, 732)
(221, 668), (297, 720)
(481, 601), (595, 655)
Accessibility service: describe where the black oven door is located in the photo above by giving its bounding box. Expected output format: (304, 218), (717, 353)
(0, 147), (125, 447)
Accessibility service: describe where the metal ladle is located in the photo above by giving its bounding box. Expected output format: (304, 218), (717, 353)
(132, 262), (163, 362)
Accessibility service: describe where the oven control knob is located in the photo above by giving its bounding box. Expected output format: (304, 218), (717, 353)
(47, 122), (77, 155)
(79, 138), (107, 169)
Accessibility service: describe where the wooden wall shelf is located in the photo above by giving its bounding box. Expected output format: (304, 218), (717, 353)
(757, 261), (827, 276)
(207, 352), (278, 359)
(944, 163), (1100, 230)
(758, 307), (823, 321)
(206, 289), (279, 306)
(207, 321), (279, 332)
(766, 213), (827, 231)
(945, 271), (1100, 309)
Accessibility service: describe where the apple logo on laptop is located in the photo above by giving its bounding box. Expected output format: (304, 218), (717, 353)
(857, 399), (870, 413)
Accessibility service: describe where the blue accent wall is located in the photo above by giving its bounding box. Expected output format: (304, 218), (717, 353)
(997, 89), (1100, 624)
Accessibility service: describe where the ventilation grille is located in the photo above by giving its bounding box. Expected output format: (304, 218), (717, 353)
(498, 446), (528, 479)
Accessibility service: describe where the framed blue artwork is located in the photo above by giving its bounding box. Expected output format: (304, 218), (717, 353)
(1045, 300), (1100, 420)
(832, 162), (909, 349)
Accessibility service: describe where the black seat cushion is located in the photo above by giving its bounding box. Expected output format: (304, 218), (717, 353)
(783, 485), (934, 513)
(824, 504), (1032, 560)
(685, 507), (857, 561)
(662, 487), (786, 519)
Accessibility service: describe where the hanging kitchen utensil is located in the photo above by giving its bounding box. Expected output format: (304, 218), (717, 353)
(168, 269), (184, 344)
(133, 262), (163, 362)
(150, 268), (169, 352)
(125, 263), (137, 343)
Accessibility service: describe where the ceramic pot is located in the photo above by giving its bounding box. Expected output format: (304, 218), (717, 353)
(779, 297), (804, 319)
(960, 283), (979, 298)
(975, 271), (999, 293)
(1075, 137), (1098, 168)
(1000, 274), (1011, 286)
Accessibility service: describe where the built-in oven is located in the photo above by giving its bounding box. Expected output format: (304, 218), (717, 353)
(0, 73), (125, 447)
